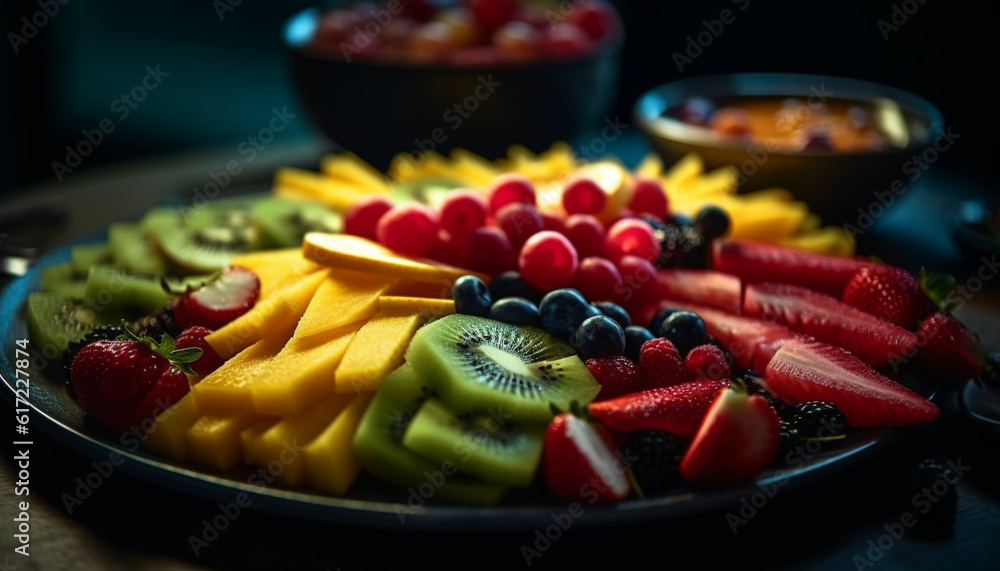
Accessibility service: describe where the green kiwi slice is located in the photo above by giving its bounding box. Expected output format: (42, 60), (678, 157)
(405, 314), (600, 422)
(108, 223), (170, 276)
(26, 292), (111, 362)
(352, 363), (507, 505)
(402, 397), (545, 488)
(153, 224), (258, 275)
(70, 243), (112, 275)
(251, 197), (342, 249)
(83, 265), (174, 318)
(39, 263), (87, 298)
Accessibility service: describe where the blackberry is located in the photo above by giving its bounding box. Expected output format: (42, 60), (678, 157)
(775, 419), (797, 463)
(61, 323), (128, 393)
(903, 457), (958, 531)
(653, 218), (707, 269)
(624, 430), (683, 496)
(791, 401), (847, 439)
(741, 370), (792, 418)
(130, 303), (178, 339)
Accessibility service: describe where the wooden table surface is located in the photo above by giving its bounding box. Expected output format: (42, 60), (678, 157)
(2, 140), (999, 571)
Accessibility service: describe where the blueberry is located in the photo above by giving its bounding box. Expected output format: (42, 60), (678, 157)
(648, 307), (679, 336)
(452, 275), (491, 317)
(695, 206), (730, 240)
(488, 271), (538, 302)
(659, 311), (707, 356)
(592, 301), (631, 329)
(489, 297), (540, 327)
(571, 315), (626, 361)
(624, 325), (655, 363)
(539, 288), (601, 340)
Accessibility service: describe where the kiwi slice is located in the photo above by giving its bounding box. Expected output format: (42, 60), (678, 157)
(83, 265), (174, 318)
(405, 314), (600, 422)
(251, 197), (342, 249)
(70, 243), (112, 275)
(108, 223), (171, 276)
(39, 263), (88, 298)
(402, 397), (545, 488)
(26, 292), (110, 362)
(153, 224), (258, 275)
(352, 363), (507, 505)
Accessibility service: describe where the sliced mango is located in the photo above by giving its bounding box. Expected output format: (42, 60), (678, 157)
(206, 268), (329, 359)
(321, 152), (391, 193)
(386, 278), (454, 299)
(635, 153), (663, 178)
(302, 233), (485, 284)
(335, 312), (425, 394)
(378, 295), (456, 318)
(304, 391), (374, 495)
(240, 417), (282, 467)
(274, 167), (371, 211)
(294, 270), (396, 339)
(187, 412), (264, 471)
(661, 152), (703, 189)
(245, 392), (357, 487)
(228, 248), (323, 300)
(142, 392), (202, 462)
(673, 165), (738, 197)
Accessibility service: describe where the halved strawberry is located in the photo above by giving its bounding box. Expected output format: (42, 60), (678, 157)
(175, 325), (225, 378)
(173, 265), (260, 331)
(587, 379), (728, 436)
(654, 268), (741, 315)
(841, 265), (936, 330)
(764, 339), (939, 427)
(124, 366), (192, 430)
(679, 384), (780, 486)
(914, 312), (985, 382)
(712, 238), (875, 297)
(743, 282), (917, 368)
(543, 412), (632, 503)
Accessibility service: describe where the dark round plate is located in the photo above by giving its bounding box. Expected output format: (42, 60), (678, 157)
(0, 240), (907, 531)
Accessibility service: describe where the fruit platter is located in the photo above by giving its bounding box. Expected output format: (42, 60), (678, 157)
(0, 143), (983, 531)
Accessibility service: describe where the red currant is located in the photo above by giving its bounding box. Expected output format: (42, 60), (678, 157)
(440, 189), (488, 238)
(628, 177), (669, 221)
(563, 214), (606, 259)
(496, 202), (544, 249)
(518, 231), (579, 291)
(488, 173), (536, 214)
(344, 195), (394, 242)
(616, 255), (658, 303)
(571, 257), (623, 303)
(376, 203), (440, 258)
(562, 177), (607, 215)
(458, 226), (514, 275)
(605, 218), (661, 264)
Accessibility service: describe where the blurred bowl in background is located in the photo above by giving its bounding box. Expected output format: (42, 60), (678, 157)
(284, 6), (623, 173)
(634, 73), (945, 226)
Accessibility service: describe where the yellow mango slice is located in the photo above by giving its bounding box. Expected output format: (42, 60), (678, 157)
(661, 152), (703, 189)
(246, 392), (357, 487)
(302, 233), (485, 284)
(273, 167), (371, 211)
(673, 165), (738, 197)
(635, 153), (663, 178)
(386, 278), (454, 299)
(304, 391), (374, 495)
(187, 412), (264, 471)
(378, 295), (455, 318)
(321, 152), (391, 193)
(448, 148), (501, 187)
(728, 201), (810, 242)
(240, 417), (281, 468)
(334, 312), (424, 394)
(228, 248), (323, 300)
(778, 226), (856, 257)
(206, 268), (329, 359)
(294, 270), (396, 339)
(142, 392), (202, 461)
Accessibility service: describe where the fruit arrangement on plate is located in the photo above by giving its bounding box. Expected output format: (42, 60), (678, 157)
(21, 144), (985, 508)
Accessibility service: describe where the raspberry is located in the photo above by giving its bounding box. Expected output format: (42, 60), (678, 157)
(683, 344), (731, 381)
(586, 355), (641, 401)
(638, 338), (685, 390)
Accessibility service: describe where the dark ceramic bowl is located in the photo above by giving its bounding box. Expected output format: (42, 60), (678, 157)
(284, 7), (623, 172)
(634, 73), (945, 226)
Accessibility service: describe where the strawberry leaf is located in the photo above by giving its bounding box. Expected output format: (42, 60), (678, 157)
(918, 269), (957, 311)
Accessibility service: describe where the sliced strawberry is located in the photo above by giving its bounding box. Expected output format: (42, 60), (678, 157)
(124, 366), (192, 430)
(914, 312), (985, 382)
(744, 282), (917, 368)
(654, 268), (741, 315)
(174, 265), (260, 331)
(841, 265), (936, 330)
(679, 385), (780, 486)
(712, 238), (876, 297)
(765, 339), (939, 427)
(543, 412), (631, 503)
(587, 379), (729, 436)
(175, 325), (225, 378)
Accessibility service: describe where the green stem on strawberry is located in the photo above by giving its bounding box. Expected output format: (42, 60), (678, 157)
(116, 323), (204, 376)
(918, 269), (958, 313)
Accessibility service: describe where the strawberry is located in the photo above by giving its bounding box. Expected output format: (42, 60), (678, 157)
(586, 355), (641, 401)
(712, 238), (876, 297)
(743, 282), (918, 368)
(914, 312), (985, 382)
(173, 265), (260, 331)
(638, 337), (686, 389)
(543, 411), (631, 503)
(123, 366), (192, 430)
(679, 383), (780, 486)
(69, 328), (203, 434)
(587, 379), (729, 436)
(684, 344), (731, 381)
(765, 339), (939, 427)
(175, 326), (225, 378)
(654, 268), (741, 315)
(841, 265), (936, 330)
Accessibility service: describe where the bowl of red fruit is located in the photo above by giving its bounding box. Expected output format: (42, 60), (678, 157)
(284, 0), (623, 170)
(634, 73), (945, 227)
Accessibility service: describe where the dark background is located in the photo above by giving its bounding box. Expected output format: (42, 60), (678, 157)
(2, 0), (997, 196)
